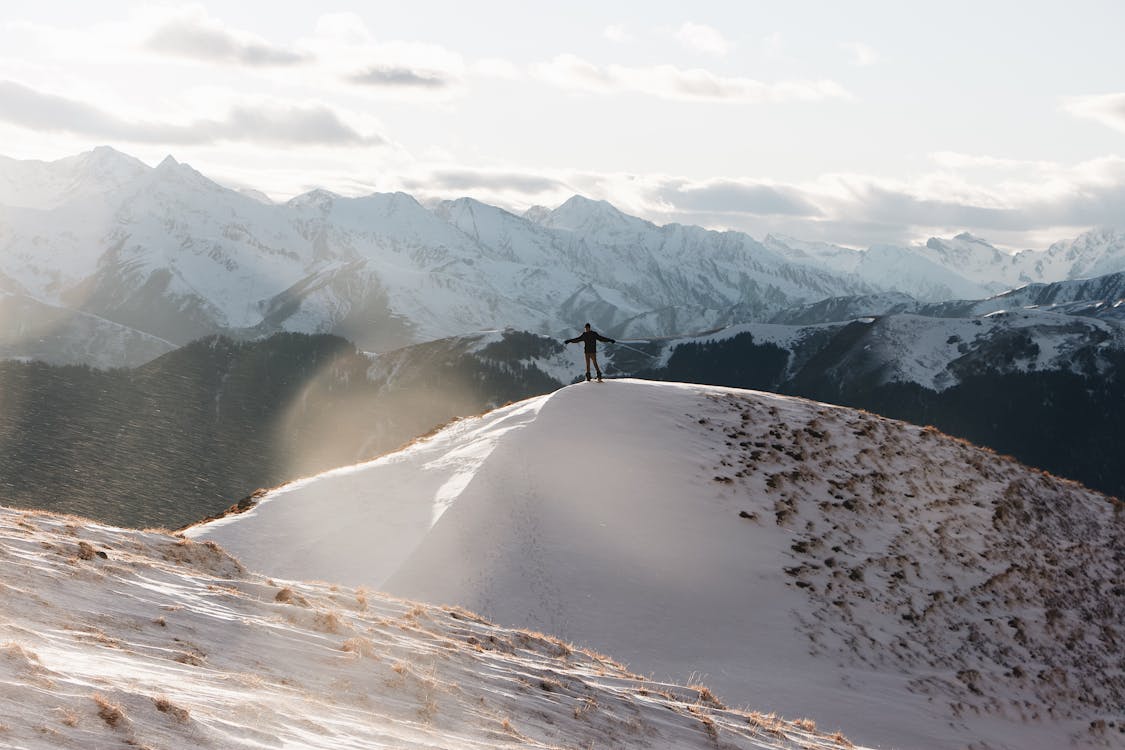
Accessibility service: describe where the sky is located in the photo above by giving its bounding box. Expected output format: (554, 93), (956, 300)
(2, 1), (1125, 250)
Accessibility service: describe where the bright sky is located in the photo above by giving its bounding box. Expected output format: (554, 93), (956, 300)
(2, 0), (1125, 249)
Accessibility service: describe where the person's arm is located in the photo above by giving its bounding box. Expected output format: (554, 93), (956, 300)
(564, 336), (579, 344)
(596, 332), (616, 343)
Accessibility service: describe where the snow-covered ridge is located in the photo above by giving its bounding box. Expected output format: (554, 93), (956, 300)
(0, 505), (866, 750)
(189, 379), (1124, 750)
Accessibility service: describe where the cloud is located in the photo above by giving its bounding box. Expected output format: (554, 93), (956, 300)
(404, 168), (567, 195)
(762, 31), (785, 58)
(675, 23), (732, 56)
(840, 42), (880, 67)
(603, 24), (633, 44)
(471, 58), (522, 80)
(1064, 93), (1125, 134)
(348, 66), (450, 89)
(657, 179), (822, 217)
(143, 7), (306, 66)
(0, 80), (380, 146)
(535, 54), (851, 102)
(302, 21), (469, 97)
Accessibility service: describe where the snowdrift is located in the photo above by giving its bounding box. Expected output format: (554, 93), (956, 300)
(189, 379), (1124, 750)
(0, 506), (864, 750)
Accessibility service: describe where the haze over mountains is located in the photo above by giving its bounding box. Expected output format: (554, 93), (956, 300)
(3, 147), (1125, 367)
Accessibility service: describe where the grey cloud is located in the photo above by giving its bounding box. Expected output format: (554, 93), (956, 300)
(847, 184), (1125, 233)
(654, 178), (1125, 248)
(1027, 182), (1125, 228)
(348, 66), (451, 88)
(414, 169), (565, 194)
(145, 18), (306, 66)
(217, 105), (381, 146)
(852, 187), (1026, 230)
(0, 80), (379, 146)
(658, 180), (822, 217)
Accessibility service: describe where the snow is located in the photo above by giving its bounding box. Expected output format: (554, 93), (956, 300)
(0, 504), (868, 750)
(4, 148), (1125, 359)
(189, 379), (1124, 750)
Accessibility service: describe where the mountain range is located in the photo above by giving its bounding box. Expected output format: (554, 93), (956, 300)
(3, 147), (1125, 368)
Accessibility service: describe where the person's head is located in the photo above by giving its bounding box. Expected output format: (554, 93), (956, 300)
(584, 322), (591, 330)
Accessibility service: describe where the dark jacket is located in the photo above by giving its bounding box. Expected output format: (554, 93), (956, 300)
(566, 329), (614, 353)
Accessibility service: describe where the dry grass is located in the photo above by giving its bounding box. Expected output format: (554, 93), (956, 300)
(76, 541), (97, 560)
(92, 693), (125, 728)
(274, 587), (309, 606)
(55, 708), (79, 727)
(573, 695), (597, 719)
(699, 713), (718, 741)
(340, 636), (378, 658)
(174, 651), (205, 667)
(153, 695), (190, 723)
(689, 683), (726, 709)
(314, 610), (344, 634)
(417, 697), (439, 722)
(443, 604), (489, 624)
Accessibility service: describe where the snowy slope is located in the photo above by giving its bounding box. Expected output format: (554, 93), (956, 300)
(686, 308), (1125, 391)
(0, 506), (867, 750)
(0, 292), (175, 367)
(921, 234), (1018, 293)
(769, 229), (1125, 301)
(1014, 227), (1125, 283)
(765, 235), (998, 301)
(189, 380), (1124, 750)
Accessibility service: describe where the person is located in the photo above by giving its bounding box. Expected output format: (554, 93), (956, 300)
(565, 323), (615, 382)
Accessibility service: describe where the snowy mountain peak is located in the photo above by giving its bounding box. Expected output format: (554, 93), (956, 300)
(286, 187), (341, 210)
(523, 204), (551, 223)
(950, 231), (989, 244)
(543, 194), (650, 233)
(71, 145), (150, 178)
(0, 147), (149, 210)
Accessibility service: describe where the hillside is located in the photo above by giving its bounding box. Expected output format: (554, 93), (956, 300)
(0, 506), (866, 750)
(0, 331), (568, 528)
(189, 380), (1125, 750)
(0, 292), (175, 368)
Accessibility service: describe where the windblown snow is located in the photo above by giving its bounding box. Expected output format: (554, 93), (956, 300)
(0, 506), (865, 750)
(190, 380), (1125, 750)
